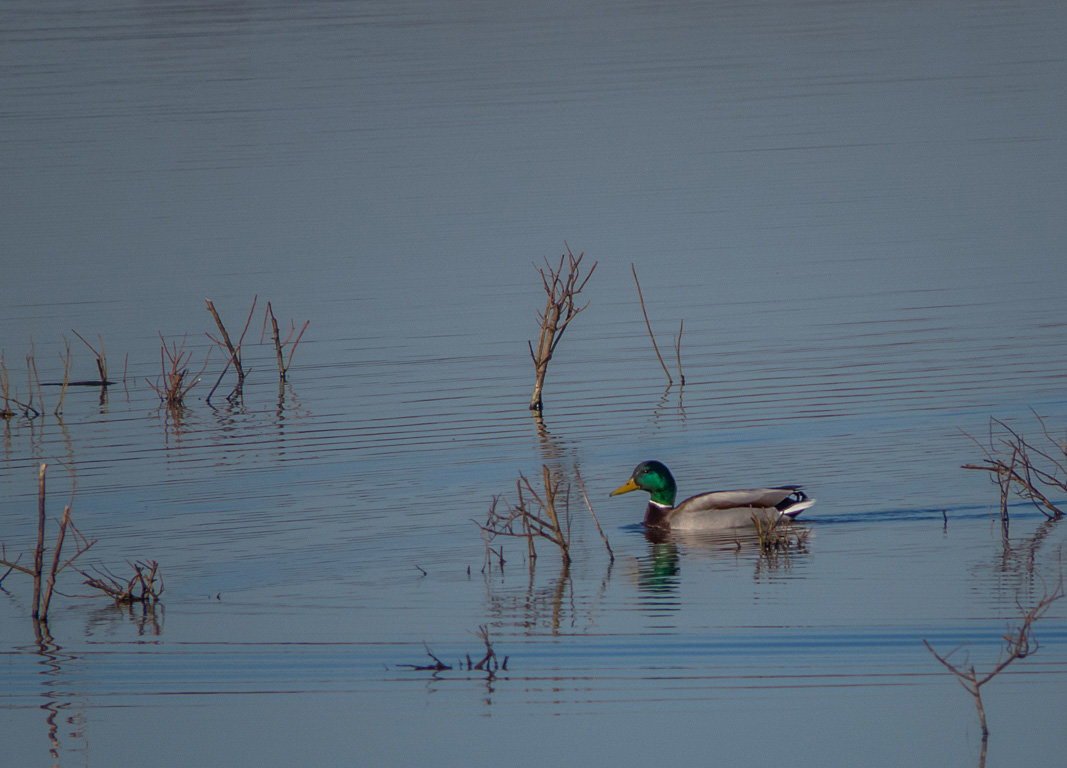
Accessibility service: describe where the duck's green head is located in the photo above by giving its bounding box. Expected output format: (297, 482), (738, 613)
(610, 460), (677, 507)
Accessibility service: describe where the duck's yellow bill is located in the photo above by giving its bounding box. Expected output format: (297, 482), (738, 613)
(610, 478), (640, 496)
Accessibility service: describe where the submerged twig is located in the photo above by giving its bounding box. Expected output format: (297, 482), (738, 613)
(81, 560), (164, 604)
(923, 576), (1063, 738)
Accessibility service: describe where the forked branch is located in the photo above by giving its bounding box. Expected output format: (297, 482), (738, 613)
(923, 576), (1063, 738)
(263, 301), (309, 381)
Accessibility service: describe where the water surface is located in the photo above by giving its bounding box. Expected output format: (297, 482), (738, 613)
(2, 1), (1067, 766)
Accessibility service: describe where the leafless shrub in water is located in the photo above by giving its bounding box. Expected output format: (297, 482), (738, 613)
(81, 560), (164, 604)
(146, 334), (208, 410)
(479, 465), (571, 566)
(923, 575), (1063, 740)
(0, 464), (96, 623)
(528, 246), (596, 412)
(962, 414), (1067, 527)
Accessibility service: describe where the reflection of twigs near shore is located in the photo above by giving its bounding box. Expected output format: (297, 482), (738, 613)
(963, 415), (1067, 527)
(923, 575), (1063, 740)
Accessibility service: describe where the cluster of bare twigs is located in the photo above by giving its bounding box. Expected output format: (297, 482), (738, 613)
(631, 264), (685, 387)
(923, 576), (1063, 739)
(1, 347), (44, 420)
(751, 511), (809, 554)
(147, 334), (209, 411)
(1, 331), (118, 421)
(0, 464), (163, 625)
(3, 300), (308, 420)
(528, 247), (597, 412)
(399, 625), (508, 677)
(204, 296), (310, 403)
(81, 560), (164, 604)
(0, 465), (96, 623)
(478, 465), (613, 570)
(963, 414), (1067, 527)
(480, 466), (572, 566)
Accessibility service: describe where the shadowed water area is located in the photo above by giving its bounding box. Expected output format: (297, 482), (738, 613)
(2, 1), (1067, 766)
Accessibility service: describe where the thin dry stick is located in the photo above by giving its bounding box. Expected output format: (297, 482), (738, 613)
(674, 318), (686, 386)
(70, 329), (108, 384)
(574, 467), (614, 562)
(631, 264), (673, 386)
(264, 301), (309, 380)
(27, 348), (44, 415)
(39, 505), (71, 620)
(54, 338), (71, 416)
(31, 464), (46, 620)
(0, 352), (9, 418)
(528, 247), (597, 411)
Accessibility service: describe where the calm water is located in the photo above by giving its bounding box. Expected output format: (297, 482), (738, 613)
(3, 1), (1067, 766)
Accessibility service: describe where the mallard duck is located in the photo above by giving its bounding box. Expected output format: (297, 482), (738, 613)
(610, 460), (814, 531)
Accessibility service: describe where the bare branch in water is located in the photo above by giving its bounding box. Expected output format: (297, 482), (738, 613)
(962, 414), (1067, 526)
(923, 575), (1063, 738)
(528, 246), (597, 411)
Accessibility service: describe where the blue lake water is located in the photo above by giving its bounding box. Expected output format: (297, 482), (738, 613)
(2, 1), (1067, 766)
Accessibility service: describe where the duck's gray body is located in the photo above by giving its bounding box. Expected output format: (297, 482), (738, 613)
(611, 460), (815, 532)
(645, 486), (813, 531)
